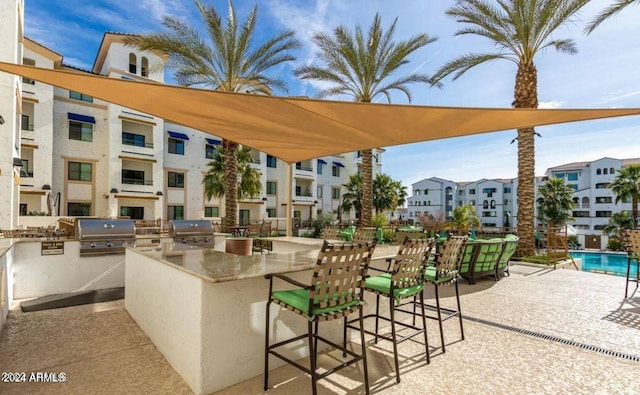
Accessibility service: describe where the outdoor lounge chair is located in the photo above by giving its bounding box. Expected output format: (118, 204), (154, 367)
(348, 237), (435, 383)
(496, 235), (519, 278)
(264, 241), (376, 395)
(461, 239), (504, 284)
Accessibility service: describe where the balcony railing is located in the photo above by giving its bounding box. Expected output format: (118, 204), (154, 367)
(122, 137), (154, 148)
(296, 165), (313, 171)
(249, 158), (261, 164)
(295, 191), (313, 197)
(22, 77), (35, 85)
(21, 124), (34, 131)
(122, 178), (153, 186)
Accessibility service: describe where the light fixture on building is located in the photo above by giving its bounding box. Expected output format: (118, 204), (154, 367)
(0, 115), (5, 125)
(313, 200), (318, 204)
(12, 158), (23, 167)
(110, 188), (119, 194)
(262, 197), (268, 201)
(42, 184), (51, 190)
(156, 191), (163, 196)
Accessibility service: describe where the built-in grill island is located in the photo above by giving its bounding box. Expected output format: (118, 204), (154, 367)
(77, 219), (136, 256)
(169, 220), (215, 248)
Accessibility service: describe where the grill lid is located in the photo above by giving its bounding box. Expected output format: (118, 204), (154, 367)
(77, 219), (136, 241)
(169, 220), (214, 238)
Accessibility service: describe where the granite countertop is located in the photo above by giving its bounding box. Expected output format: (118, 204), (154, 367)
(129, 241), (399, 284)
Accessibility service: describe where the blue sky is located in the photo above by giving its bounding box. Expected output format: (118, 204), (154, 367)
(24, 0), (640, 188)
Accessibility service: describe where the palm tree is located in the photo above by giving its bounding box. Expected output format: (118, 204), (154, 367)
(123, 0), (300, 227)
(585, 0), (639, 33)
(610, 164), (640, 228)
(536, 178), (575, 227)
(203, 145), (262, 203)
(294, 13), (439, 227)
(373, 174), (407, 215)
(433, 0), (589, 256)
(603, 211), (635, 240)
(448, 204), (480, 234)
(341, 174), (363, 223)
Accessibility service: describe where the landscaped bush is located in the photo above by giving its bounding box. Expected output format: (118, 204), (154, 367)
(607, 237), (626, 252)
(311, 214), (334, 238)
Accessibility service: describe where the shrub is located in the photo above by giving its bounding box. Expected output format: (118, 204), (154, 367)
(607, 237), (626, 252)
(311, 214), (333, 238)
(372, 214), (388, 228)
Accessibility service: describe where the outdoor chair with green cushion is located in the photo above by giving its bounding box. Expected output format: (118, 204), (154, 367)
(264, 241), (376, 395)
(457, 241), (479, 277)
(624, 230), (640, 298)
(461, 239), (504, 284)
(348, 237), (435, 383)
(424, 235), (468, 353)
(496, 235), (519, 278)
(392, 229), (427, 245)
(353, 227), (378, 243)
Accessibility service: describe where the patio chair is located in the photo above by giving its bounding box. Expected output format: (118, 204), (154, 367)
(496, 235), (519, 279)
(264, 241), (376, 395)
(425, 235), (468, 353)
(349, 237), (435, 383)
(624, 230), (640, 298)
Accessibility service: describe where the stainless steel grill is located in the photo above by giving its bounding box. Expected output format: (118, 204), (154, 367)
(169, 220), (215, 247)
(77, 219), (136, 256)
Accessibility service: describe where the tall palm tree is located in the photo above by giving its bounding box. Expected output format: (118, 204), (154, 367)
(203, 145), (262, 201)
(603, 211), (635, 240)
(294, 13), (439, 227)
(433, 0), (589, 256)
(123, 0), (300, 227)
(448, 204), (481, 234)
(585, 0), (639, 33)
(536, 178), (575, 226)
(610, 164), (640, 228)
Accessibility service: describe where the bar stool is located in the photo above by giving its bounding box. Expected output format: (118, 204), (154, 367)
(264, 241), (375, 395)
(349, 237), (435, 383)
(425, 235), (468, 353)
(624, 230), (640, 298)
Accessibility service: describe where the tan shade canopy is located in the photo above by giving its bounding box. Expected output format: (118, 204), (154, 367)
(2, 62), (639, 164)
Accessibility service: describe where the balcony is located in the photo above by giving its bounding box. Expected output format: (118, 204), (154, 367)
(122, 136), (154, 149)
(121, 177), (153, 186)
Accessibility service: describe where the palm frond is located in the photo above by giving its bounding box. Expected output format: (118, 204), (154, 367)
(585, 0), (638, 34)
(433, 53), (513, 82)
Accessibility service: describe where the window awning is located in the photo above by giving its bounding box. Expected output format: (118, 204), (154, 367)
(206, 138), (222, 145)
(317, 159), (327, 165)
(168, 131), (189, 140)
(333, 161), (345, 168)
(68, 112), (95, 124)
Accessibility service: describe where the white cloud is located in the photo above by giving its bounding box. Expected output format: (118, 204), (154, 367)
(539, 100), (565, 109)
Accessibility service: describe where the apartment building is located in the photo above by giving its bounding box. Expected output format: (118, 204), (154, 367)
(1, 7), (376, 227)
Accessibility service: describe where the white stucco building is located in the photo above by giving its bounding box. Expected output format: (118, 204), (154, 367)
(0, 3), (380, 228)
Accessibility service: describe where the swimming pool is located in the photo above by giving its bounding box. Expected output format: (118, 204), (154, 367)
(570, 251), (638, 277)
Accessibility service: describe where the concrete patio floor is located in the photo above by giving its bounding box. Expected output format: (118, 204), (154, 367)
(1, 264), (639, 394)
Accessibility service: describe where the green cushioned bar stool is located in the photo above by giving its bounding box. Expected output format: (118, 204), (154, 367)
(349, 237), (435, 383)
(424, 235), (468, 353)
(264, 241), (376, 395)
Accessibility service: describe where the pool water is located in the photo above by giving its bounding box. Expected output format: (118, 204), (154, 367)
(570, 251), (638, 277)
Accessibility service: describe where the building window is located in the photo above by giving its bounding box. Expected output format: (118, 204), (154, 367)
(22, 58), (36, 84)
(554, 173), (564, 178)
(141, 57), (148, 77)
(19, 203), (27, 215)
(168, 138), (185, 155)
(266, 155), (277, 168)
(120, 206), (144, 220)
(572, 211), (590, 218)
(69, 91), (93, 102)
(469, 189), (476, 195)
(331, 187), (340, 199)
(595, 196), (612, 204)
(69, 121), (93, 142)
(205, 144), (217, 159)
(596, 168), (601, 175)
(503, 187), (511, 193)
(266, 181), (277, 195)
(582, 197), (590, 208)
(567, 172), (578, 181)
(168, 171), (185, 188)
(595, 211), (612, 218)
(490, 200), (496, 209)
(424, 189), (429, 194)
(610, 167), (615, 174)
(603, 168), (608, 175)
(129, 53), (137, 74)
(122, 169), (146, 185)
(266, 208), (276, 218)
(122, 132), (146, 147)
(68, 162), (92, 181)
(168, 205), (184, 220)
(458, 190), (465, 196)
(483, 200), (489, 209)
(317, 186), (323, 198)
(469, 200), (475, 206)
(68, 202), (91, 216)
(595, 183), (609, 189)
(568, 184), (578, 191)
(332, 165), (340, 177)
(204, 206), (219, 217)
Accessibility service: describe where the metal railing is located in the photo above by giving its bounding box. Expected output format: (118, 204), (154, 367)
(122, 178), (153, 186)
(122, 137), (154, 149)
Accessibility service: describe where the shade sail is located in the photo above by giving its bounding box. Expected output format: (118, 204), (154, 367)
(2, 62), (639, 164)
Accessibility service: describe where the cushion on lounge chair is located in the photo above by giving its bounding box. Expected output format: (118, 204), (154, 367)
(365, 273), (424, 300)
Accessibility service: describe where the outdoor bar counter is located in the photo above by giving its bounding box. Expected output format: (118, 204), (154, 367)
(125, 238), (398, 394)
